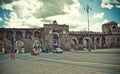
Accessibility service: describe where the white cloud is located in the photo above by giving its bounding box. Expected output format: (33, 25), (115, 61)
(102, 19), (109, 24)
(2, 0), (83, 31)
(4, 12), (44, 28)
(101, 2), (114, 9)
(1, 0), (47, 28)
(1, 4), (13, 10)
(116, 5), (120, 8)
(90, 23), (102, 32)
(101, 0), (120, 9)
(33, 0), (75, 18)
(0, 17), (2, 22)
(93, 12), (104, 19)
(118, 24), (120, 27)
(44, 0), (83, 31)
(2, 0), (43, 18)
(90, 19), (109, 32)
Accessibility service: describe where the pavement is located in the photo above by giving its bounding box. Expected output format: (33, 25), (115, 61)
(0, 48), (120, 74)
(74, 48), (120, 53)
(0, 58), (105, 74)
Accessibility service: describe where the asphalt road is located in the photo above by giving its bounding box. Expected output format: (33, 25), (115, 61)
(0, 48), (120, 74)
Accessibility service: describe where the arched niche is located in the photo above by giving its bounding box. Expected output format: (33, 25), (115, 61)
(34, 31), (41, 38)
(52, 34), (59, 49)
(16, 31), (22, 39)
(96, 38), (100, 48)
(6, 31), (13, 40)
(101, 37), (106, 47)
(33, 39), (42, 52)
(15, 40), (25, 53)
(0, 31), (3, 40)
(25, 31), (32, 39)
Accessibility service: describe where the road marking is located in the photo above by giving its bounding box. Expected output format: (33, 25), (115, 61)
(30, 57), (120, 67)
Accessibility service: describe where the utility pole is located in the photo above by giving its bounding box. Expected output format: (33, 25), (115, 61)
(84, 4), (92, 51)
(12, 30), (16, 55)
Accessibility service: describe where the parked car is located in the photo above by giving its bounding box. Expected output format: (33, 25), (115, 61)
(53, 48), (63, 53)
(31, 51), (39, 55)
(42, 49), (49, 53)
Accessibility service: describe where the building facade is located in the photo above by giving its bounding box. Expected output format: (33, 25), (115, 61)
(0, 21), (120, 53)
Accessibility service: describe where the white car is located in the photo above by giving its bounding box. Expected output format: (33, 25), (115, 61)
(53, 48), (63, 53)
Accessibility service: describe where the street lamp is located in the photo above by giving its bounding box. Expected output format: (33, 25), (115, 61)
(84, 4), (92, 51)
(12, 30), (16, 53)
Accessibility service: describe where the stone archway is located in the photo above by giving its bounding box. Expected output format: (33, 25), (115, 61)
(85, 39), (89, 49)
(0, 31), (3, 40)
(0, 41), (5, 53)
(52, 34), (59, 49)
(15, 40), (25, 53)
(78, 38), (84, 50)
(96, 38), (100, 48)
(101, 37), (106, 48)
(71, 39), (77, 51)
(33, 39), (42, 52)
(78, 38), (83, 44)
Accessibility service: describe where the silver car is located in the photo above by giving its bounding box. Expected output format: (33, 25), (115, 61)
(53, 48), (63, 53)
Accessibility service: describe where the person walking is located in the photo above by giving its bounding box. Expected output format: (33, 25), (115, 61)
(10, 50), (15, 59)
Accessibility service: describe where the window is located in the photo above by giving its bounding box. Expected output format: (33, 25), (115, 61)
(25, 31), (32, 39)
(16, 31), (22, 39)
(0, 31), (3, 40)
(6, 31), (13, 40)
(34, 31), (40, 38)
(52, 34), (59, 48)
(78, 38), (83, 44)
(112, 26), (116, 31)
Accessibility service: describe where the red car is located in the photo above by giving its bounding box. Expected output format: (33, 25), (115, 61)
(31, 51), (39, 55)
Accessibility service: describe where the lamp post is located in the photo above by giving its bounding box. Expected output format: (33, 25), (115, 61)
(84, 5), (92, 51)
(12, 30), (16, 55)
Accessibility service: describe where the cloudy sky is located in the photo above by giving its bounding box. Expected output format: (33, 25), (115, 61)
(0, 0), (120, 32)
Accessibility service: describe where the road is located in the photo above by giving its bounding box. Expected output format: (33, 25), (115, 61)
(0, 48), (120, 74)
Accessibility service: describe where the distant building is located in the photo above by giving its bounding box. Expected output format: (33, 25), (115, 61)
(0, 21), (120, 53)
